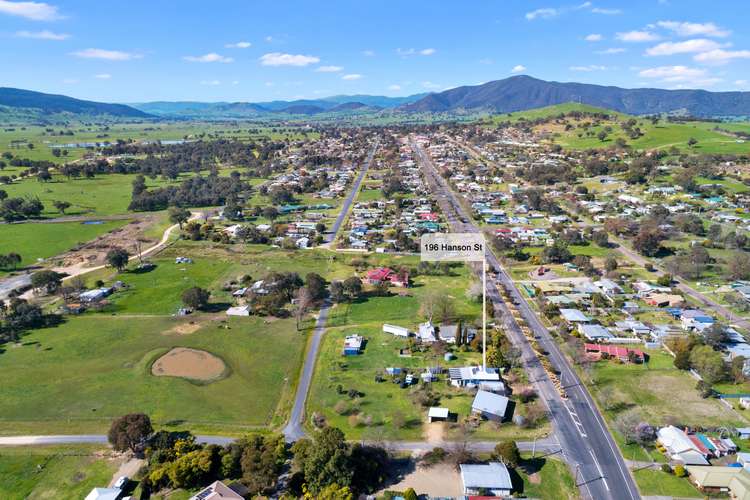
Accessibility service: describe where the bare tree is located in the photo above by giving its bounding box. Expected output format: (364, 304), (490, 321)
(294, 286), (313, 331)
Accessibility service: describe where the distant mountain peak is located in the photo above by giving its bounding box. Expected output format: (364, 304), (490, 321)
(400, 76), (750, 117)
(0, 87), (151, 118)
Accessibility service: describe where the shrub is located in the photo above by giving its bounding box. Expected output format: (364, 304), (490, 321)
(673, 464), (687, 477)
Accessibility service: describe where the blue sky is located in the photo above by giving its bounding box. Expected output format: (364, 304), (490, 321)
(1, 0), (749, 103)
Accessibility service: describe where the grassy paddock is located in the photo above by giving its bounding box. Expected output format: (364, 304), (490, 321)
(0, 444), (117, 500)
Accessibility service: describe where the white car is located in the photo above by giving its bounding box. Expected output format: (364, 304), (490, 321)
(114, 476), (129, 489)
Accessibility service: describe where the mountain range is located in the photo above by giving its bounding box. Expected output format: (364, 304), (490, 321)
(402, 75), (750, 117)
(132, 93), (429, 118)
(2, 77), (750, 122)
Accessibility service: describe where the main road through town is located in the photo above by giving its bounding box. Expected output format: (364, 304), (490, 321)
(410, 136), (640, 500)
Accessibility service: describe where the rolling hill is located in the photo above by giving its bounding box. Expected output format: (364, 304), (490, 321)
(401, 75), (750, 117)
(0, 87), (151, 119)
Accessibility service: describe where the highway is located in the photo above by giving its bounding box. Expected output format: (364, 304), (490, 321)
(410, 136), (640, 500)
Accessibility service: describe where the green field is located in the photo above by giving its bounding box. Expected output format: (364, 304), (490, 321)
(633, 468), (701, 497)
(0, 445), (117, 499)
(0, 219), (129, 271)
(0, 313), (305, 435)
(0, 122), (316, 165)
(487, 103), (750, 154)
(588, 350), (742, 428)
(516, 454), (579, 499)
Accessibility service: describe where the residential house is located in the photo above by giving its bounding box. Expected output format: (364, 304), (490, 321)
(579, 324), (615, 341)
(460, 463), (513, 497)
(657, 426), (711, 465)
(189, 481), (244, 500)
(85, 488), (123, 500)
(449, 366), (505, 393)
(681, 310), (715, 332)
(685, 466), (750, 499)
(585, 343), (644, 363)
(471, 389), (511, 422)
(418, 321), (437, 343)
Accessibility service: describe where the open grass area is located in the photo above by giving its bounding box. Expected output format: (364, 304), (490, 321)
(588, 350), (744, 428)
(0, 122), (316, 166)
(515, 454), (578, 499)
(0, 219), (129, 272)
(0, 444), (117, 500)
(633, 468), (701, 497)
(3, 171), (198, 217)
(0, 313), (306, 435)
(486, 102), (750, 154)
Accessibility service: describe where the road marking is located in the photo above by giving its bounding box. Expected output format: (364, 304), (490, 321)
(589, 449), (610, 491)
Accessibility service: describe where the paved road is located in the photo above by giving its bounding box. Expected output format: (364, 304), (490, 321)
(283, 139), (380, 441)
(323, 139), (379, 244)
(0, 434), (236, 446)
(611, 236), (750, 330)
(282, 300), (332, 441)
(410, 137), (640, 500)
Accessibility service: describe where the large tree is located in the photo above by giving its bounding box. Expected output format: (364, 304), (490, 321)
(181, 287), (210, 310)
(168, 206), (191, 229)
(108, 413), (153, 453)
(30, 270), (64, 294)
(106, 247), (130, 272)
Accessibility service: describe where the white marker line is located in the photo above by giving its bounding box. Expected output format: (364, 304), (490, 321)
(589, 449), (610, 491)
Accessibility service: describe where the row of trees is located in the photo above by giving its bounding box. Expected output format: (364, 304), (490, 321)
(108, 414), (388, 498)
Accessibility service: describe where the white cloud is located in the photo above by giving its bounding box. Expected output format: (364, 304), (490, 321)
(656, 20), (730, 38)
(422, 81), (442, 89)
(0, 0), (61, 21)
(525, 8), (558, 20)
(585, 33), (603, 42)
(638, 65), (722, 86)
(735, 80), (748, 87)
(479, 58), (493, 65)
(646, 39), (723, 56)
(94, 73), (111, 79)
(200, 80), (221, 86)
(264, 36), (273, 42)
(183, 53), (233, 63)
(259, 52), (319, 66)
(694, 49), (750, 66)
(362, 50), (375, 57)
(315, 65), (343, 73)
(225, 41), (251, 49)
(511, 64), (527, 73)
(616, 30), (660, 42)
(570, 64), (608, 71)
(15, 29), (68, 40)
(596, 47), (626, 54)
(342, 73), (362, 80)
(396, 48), (436, 57)
(591, 7), (621, 14)
(70, 48), (141, 61)
(388, 84), (402, 91)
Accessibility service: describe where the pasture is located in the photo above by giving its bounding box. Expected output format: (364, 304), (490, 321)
(0, 219), (129, 272)
(0, 445), (117, 500)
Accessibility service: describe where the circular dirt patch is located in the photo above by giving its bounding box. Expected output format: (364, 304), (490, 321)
(151, 348), (226, 382)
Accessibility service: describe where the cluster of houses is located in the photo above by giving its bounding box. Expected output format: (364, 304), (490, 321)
(656, 425), (750, 498)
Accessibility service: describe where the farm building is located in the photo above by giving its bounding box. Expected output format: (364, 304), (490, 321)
(460, 463), (512, 496)
(427, 407), (450, 422)
(226, 305), (251, 317)
(383, 323), (411, 337)
(471, 390), (510, 422)
(342, 335), (364, 356)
